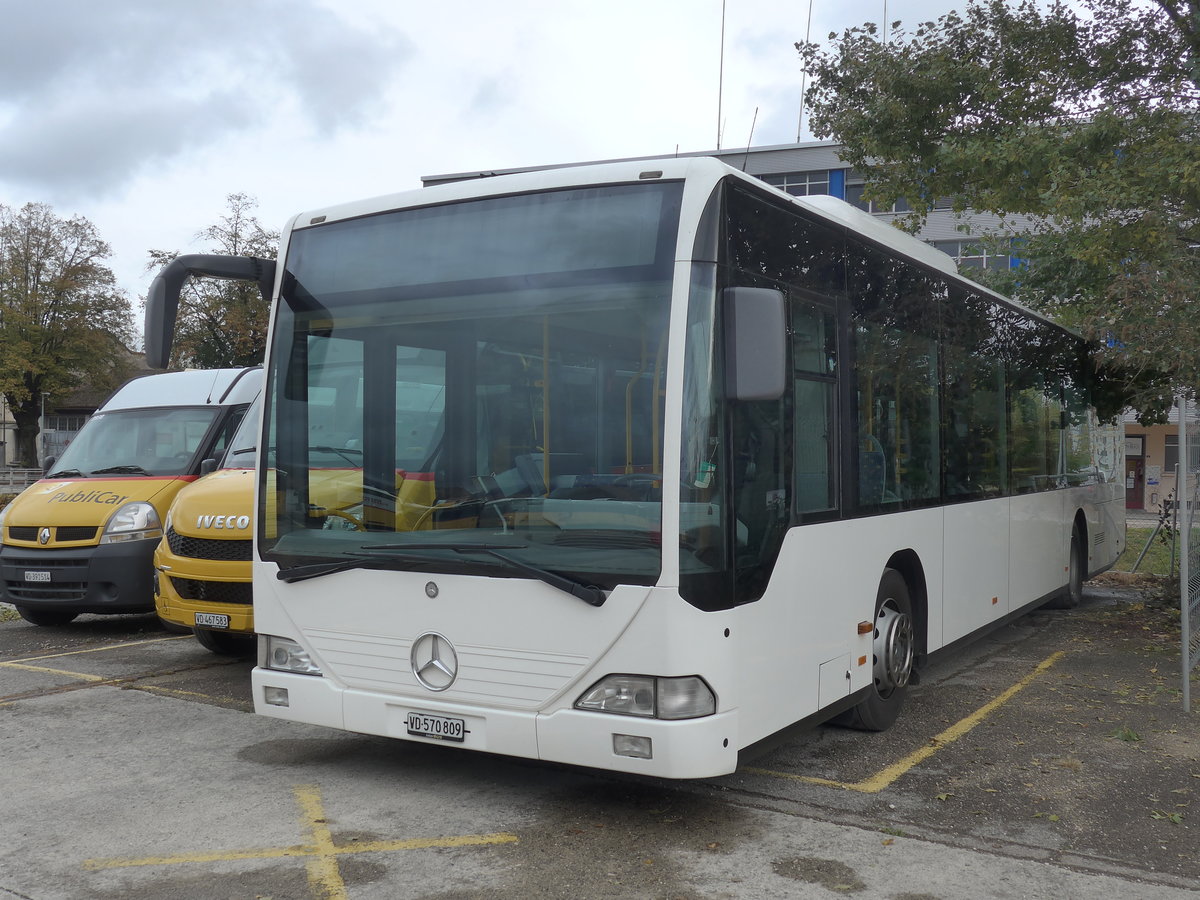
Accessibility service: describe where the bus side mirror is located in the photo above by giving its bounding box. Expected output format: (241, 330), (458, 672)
(144, 254), (277, 369)
(723, 287), (786, 401)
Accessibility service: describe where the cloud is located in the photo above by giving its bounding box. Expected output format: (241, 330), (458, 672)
(0, 0), (413, 199)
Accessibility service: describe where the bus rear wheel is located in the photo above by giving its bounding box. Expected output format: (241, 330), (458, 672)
(836, 569), (914, 732)
(1045, 525), (1084, 610)
(15, 606), (77, 627)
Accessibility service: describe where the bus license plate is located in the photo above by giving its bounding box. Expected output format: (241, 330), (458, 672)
(195, 613), (230, 628)
(406, 711), (465, 743)
(23, 571), (50, 582)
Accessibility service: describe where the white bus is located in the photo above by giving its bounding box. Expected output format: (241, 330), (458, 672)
(145, 157), (1124, 778)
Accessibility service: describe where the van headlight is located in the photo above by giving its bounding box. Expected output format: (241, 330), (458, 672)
(263, 635), (323, 676)
(575, 675), (716, 719)
(100, 502), (163, 544)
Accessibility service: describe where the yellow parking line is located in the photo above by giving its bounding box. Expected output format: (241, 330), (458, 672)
(0, 636), (193, 689)
(0, 662), (108, 682)
(744, 650), (1066, 793)
(132, 683), (220, 702)
(84, 784), (518, 900)
(4, 635), (191, 665)
(296, 784), (349, 900)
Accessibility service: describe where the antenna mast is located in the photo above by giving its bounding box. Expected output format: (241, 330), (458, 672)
(796, 0), (814, 142)
(717, 0), (727, 149)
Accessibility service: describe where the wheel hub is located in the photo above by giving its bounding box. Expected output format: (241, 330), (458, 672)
(873, 601), (914, 693)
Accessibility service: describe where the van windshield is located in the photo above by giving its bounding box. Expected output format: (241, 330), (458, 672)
(49, 407), (225, 478)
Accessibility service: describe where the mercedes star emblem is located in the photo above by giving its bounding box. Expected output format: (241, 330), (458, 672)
(410, 632), (458, 692)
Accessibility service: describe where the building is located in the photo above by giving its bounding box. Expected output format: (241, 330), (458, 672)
(1123, 404), (1196, 514)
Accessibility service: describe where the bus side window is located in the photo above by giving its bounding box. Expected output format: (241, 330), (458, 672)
(792, 303), (837, 516)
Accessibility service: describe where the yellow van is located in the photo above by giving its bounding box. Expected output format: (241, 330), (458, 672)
(154, 462), (256, 655)
(154, 393), (258, 655)
(0, 368), (259, 626)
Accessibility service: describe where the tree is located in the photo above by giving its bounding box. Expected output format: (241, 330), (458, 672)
(0, 203), (136, 465)
(798, 0), (1200, 420)
(146, 193), (279, 369)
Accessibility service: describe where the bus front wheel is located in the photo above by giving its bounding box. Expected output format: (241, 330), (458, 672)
(836, 569), (914, 732)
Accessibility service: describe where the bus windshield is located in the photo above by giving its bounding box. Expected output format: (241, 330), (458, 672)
(261, 182), (683, 591)
(48, 407), (227, 478)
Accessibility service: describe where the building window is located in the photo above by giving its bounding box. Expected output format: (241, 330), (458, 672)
(760, 171), (831, 197)
(843, 178), (912, 214)
(47, 414), (88, 432)
(931, 240), (1012, 271)
(1165, 434), (1179, 473)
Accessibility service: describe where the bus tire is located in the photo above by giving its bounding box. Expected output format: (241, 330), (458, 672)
(14, 606), (77, 627)
(1045, 525), (1084, 610)
(835, 569), (914, 732)
(193, 627), (255, 657)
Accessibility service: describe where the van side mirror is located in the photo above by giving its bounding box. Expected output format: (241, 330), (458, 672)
(199, 458), (218, 476)
(723, 287), (786, 401)
(42, 455), (56, 474)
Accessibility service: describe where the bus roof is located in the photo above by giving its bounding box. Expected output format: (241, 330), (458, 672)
(103, 367), (261, 412)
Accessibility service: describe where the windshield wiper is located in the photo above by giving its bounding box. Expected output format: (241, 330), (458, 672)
(47, 468), (85, 478)
(310, 445), (363, 466)
(277, 554), (414, 584)
(365, 542), (607, 607)
(91, 464), (152, 476)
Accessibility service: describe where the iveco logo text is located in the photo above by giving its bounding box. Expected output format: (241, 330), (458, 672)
(196, 515), (251, 530)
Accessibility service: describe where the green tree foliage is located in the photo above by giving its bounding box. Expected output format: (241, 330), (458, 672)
(0, 203), (136, 464)
(798, 0), (1200, 420)
(146, 193), (279, 369)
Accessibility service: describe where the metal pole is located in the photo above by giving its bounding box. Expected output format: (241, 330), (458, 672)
(1180, 396), (1191, 713)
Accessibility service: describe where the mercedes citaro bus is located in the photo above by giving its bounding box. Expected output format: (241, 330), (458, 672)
(143, 157), (1123, 778)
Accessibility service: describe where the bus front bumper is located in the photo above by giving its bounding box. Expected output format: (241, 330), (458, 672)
(251, 667), (740, 779)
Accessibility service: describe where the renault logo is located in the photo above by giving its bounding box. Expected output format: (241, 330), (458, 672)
(410, 632), (458, 692)
(38, 528), (50, 545)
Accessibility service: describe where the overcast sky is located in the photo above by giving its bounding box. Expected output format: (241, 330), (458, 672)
(0, 0), (966, 324)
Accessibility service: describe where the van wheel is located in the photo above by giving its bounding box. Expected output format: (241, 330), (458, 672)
(15, 606), (77, 627)
(193, 627), (255, 657)
(834, 569), (914, 732)
(1045, 525), (1084, 610)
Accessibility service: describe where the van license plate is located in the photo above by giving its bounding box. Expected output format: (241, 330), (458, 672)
(23, 571), (50, 582)
(195, 613), (230, 628)
(406, 712), (465, 742)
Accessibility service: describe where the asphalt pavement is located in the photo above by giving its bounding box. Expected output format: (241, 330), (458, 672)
(0, 580), (1196, 900)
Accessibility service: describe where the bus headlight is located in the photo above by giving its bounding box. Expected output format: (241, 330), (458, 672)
(263, 635), (323, 676)
(100, 502), (163, 544)
(575, 675), (715, 719)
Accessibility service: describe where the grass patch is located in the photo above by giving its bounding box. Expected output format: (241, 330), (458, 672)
(1114, 528), (1180, 576)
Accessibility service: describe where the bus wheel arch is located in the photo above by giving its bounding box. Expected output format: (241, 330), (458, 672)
(834, 562), (920, 732)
